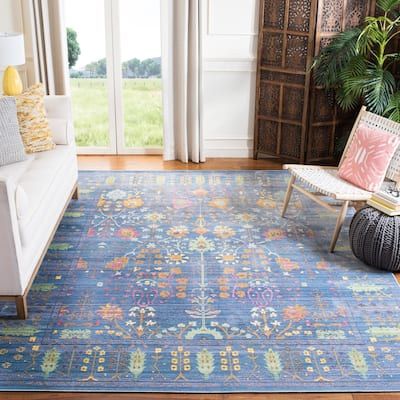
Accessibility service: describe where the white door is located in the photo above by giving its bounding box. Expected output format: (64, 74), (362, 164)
(64, 0), (163, 155)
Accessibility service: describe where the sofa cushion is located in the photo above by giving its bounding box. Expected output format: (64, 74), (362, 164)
(0, 153), (34, 183)
(15, 145), (77, 245)
(19, 160), (78, 290)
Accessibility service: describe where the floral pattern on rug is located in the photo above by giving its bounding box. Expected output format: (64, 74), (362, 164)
(0, 171), (400, 392)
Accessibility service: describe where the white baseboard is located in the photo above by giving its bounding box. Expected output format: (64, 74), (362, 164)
(205, 147), (253, 158)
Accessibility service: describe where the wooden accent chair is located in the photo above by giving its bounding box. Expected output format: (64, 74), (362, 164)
(281, 106), (400, 252)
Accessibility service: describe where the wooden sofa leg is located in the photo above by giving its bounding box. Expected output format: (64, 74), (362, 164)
(15, 296), (27, 319)
(329, 200), (349, 253)
(282, 175), (296, 217)
(72, 186), (79, 200)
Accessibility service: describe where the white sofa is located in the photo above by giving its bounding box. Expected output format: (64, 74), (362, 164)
(0, 96), (78, 319)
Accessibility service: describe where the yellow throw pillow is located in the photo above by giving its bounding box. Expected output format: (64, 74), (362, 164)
(15, 83), (55, 153)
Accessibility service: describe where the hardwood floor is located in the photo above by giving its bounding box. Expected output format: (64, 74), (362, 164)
(77, 155), (283, 171)
(2, 156), (399, 400)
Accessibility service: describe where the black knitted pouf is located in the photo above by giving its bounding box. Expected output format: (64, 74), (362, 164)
(349, 206), (400, 271)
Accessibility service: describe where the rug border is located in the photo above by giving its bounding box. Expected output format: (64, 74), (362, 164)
(0, 389), (399, 393)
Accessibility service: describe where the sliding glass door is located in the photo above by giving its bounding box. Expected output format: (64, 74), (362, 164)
(118, 0), (163, 153)
(65, 0), (113, 153)
(64, 0), (163, 154)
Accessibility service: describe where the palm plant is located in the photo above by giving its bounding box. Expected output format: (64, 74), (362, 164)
(313, 0), (400, 120)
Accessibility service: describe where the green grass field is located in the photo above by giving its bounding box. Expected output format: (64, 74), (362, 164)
(70, 78), (163, 148)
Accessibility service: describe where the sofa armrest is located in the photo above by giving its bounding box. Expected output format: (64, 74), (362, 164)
(44, 96), (75, 145)
(0, 178), (24, 295)
(47, 118), (75, 145)
(44, 96), (72, 119)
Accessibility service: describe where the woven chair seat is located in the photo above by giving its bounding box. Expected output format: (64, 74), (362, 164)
(284, 165), (372, 201)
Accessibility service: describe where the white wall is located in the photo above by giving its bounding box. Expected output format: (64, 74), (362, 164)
(0, 0), (37, 91)
(202, 0), (258, 157)
(0, 0), (22, 87)
(0, 0), (22, 31)
(0, 0), (259, 158)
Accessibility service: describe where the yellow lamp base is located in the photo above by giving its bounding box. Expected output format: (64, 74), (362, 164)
(3, 66), (23, 96)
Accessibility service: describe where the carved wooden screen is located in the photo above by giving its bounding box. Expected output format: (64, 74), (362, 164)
(254, 0), (376, 164)
(306, 0), (376, 163)
(254, 0), (318, 162)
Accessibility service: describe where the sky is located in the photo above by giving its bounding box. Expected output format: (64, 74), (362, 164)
(64, 0), (161, 69)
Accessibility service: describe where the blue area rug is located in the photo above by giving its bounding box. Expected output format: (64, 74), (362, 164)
(1, 170), (400, 392)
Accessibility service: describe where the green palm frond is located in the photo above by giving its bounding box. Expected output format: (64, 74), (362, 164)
(363, 67), (396, 113)
(337, 75), (366, 110)
(338, 55), (367, 81)
(334, 56), (367, 111)
(312, 3), (400, 121)
(313, 28), (361, 88)
(336, 89), (360, 111)
(358, 18), (389, 53)
(384, 91), (400, 122)
(385, 53), (400, 62)
(377, 0), (400, 13)
(356, 26), (374, 56)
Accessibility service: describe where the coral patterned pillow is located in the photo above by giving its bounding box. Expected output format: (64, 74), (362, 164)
(338, 124), (400, 192)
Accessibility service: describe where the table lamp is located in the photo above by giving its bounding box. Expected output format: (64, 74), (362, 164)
(0, 32), (25, 95)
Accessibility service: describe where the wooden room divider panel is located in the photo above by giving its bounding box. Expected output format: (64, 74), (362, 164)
(254, 0), (376, 164)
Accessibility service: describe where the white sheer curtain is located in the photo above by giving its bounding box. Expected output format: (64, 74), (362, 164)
(23, 0), (69, 95)
(161, 0), (204, 163)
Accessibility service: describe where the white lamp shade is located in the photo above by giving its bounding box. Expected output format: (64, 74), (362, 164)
(0, 32), (25, 66)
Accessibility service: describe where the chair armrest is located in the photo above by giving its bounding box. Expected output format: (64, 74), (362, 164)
(44, 96), (75, 145)
(0, 178), (23, 294)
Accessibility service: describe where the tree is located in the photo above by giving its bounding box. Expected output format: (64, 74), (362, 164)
(121, 57), (161, 78)
(85, 58), (107, 77)
(66, 28), (81, 69)
(85, 56), (160, 79)
(312, 0), (400, 120)
(95, 58), (107, 77)
(148, 57), (161, 77)
(141, 58), (161, 77)
(123, 58), (141, 78)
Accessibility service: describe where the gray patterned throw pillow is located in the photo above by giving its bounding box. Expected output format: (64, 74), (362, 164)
(0, 97), (27, 166)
